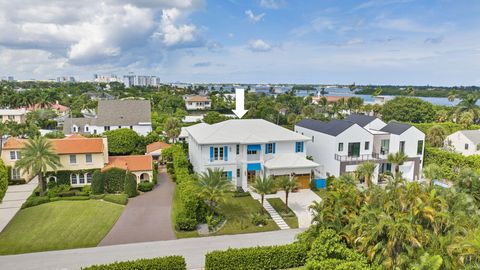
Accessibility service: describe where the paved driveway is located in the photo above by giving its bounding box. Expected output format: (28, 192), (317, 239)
(0, 177), (38, 233)
(0, 229), (303, 270)
(99, 171), (176, 246)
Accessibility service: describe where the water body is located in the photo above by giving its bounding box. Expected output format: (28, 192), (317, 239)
(295, 87), (462, 107)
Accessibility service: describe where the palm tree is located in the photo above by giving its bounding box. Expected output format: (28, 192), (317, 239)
(276, 176), (297, 212)
(197, 168), (233, 213)
(388, 151), (408, 178)
(448, 90), (457, 102)
(275, 103), (285, 125)
(318, 96), (328, 114)
(405, 86), (415, 96)
(164, 117), (181, 143)
(456, 94), (480, 123)
(355, 162), (376, 187)
(15, 137), (60, 196)
(251, 175), (274, 213)
(426, 125), (447, 147)
(372, 86), (383, 97)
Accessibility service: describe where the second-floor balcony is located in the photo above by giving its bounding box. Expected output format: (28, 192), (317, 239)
(334, 153), (380, 162)
(247, 153), (261, 161)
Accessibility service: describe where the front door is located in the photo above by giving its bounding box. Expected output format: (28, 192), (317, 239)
(348, 142), (360, 157)
(247, 171), (256, 183)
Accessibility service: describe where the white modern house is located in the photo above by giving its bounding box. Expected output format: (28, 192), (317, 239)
(295, 114), (425, 183)
(184, 95), (212, 110)
(445, 130), (480, 156)
(185, 119), (319, 191)
(63, 100), (152, 136)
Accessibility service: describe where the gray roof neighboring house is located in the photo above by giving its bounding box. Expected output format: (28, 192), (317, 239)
(457, 130), (480, 144)
(296, 119), (355, 136)
(344, 114), (377, 127)
(63, 100), (151, 134)
(380, 122), (412, 135)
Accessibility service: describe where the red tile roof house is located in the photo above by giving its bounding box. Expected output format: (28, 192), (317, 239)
(145, 141), (171, 161)
(1, 134), (153, 185)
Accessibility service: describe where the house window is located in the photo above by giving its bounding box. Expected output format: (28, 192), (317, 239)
(70, 174), (78, 185)
(365, 141), (370, 150)
(86, 173), (92, 183)
(130, 126), (133, 130)
(247, 150), (257, 155)
(79, 174), (85, 184)
(465, 143), (469, 150)
(295, 142), (304, 153)
(69, 154), (77, 164)
(118, 126), (122, 129)
(93, 130), (97, 135)
(104, 126), (110, 131)
(380, 139), (390, 154)
(236, 169), (240, 178)
(213, 147), (224, 161)
(8, 115), (14, 120)
(11, 168), (21, 180)
(236, 144), (240, 155)
(85, 126), (89, 132)
(85, 154), (92, 163)
(266, 143), (275, 154)
(417, 140), (424, 155)
(338, 143), (344, 152)
(10, 151), (21, 160)
(72, 126), (77, 132)
(399, 141), (405, 153)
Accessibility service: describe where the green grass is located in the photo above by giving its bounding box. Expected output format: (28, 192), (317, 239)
(266, 198), (299, 229)
(0, 200), (124, 255)
(171, 185), (199, 239)
(213, 193), (279, 235)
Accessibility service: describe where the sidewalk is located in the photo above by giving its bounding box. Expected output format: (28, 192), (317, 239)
(0, 177), (38, 233)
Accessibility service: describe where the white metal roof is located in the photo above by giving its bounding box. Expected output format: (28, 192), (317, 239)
(185, 119), (310, 144)
(0, 108), (27, 115)
(264, 153), (319, 169)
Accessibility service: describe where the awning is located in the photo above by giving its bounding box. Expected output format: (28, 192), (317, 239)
(247, 163), (262, 171)
(247, 144), (261, 151)
(264, 154), (319, 170)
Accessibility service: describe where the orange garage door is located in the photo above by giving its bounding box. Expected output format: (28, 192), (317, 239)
(296, 174), (311, 189)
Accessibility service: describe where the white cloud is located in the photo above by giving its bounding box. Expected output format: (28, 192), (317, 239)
(154, 8), (200, 47)
(247, 39), (272, 52)
(245, 10), (265, 23)
(260, 0), (286, 9)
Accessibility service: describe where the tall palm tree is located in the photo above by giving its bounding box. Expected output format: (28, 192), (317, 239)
(456, 94), (480, 123)
(355, 162), (376, 187)
(15, 137), (60, 196)
(426, 125), (447, 147)
(319, 96), (328, 114)
(388, 151), (408, 178)
(276, 176), (297, 212)
(164, 117), (181, 143)
(251, 175), (274, 213)
(373, 86), (383, 97)
(197, 168), (233, 213)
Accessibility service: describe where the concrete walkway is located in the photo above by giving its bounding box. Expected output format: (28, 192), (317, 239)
(252, 189), (322, 228)
(0, 177), (38, 233)
(0, 229), (303, 270)
(250, 191), (290, 229)
(99, 170), (176, 246)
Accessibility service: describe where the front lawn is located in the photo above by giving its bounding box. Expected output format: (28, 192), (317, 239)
(213, 193), (279, 235)
(267, 198), (299, 229)
(0, 200), (124, 255)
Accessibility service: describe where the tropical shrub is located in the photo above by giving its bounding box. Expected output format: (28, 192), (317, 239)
(138, 181), (154, 192)
(91, 171), (105, 194)
(81, 255), (186, 270)
(175, 213), (197, 231)
(381, 97), (436, 123)
(103, 194), (128, 205)
(103, 168), (127, 193)
(205, 244), (307, 270)
(104, 128), (141, 155)
(45, 184), (71, 198)
(0, 160), (8, 202)
(250, 212), (268, 226)
(124, 173), (138, 198)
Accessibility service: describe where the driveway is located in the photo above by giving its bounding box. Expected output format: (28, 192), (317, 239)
(0, 229), (303, 270)
(0, 176), (38, 233)
(99, 171), (176, 246)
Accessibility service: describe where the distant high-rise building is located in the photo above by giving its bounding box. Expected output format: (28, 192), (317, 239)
(93, 74), (121, 83)
(56, 76), (76, 82)
(122, 74), (160, 88)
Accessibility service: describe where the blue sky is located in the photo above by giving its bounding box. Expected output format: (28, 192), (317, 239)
(0, 0), (479, 85)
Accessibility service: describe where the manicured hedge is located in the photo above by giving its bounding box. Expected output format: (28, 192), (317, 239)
(103, 168), (127, 193)
(0, 160), (8, 202)
(45, 169), (99, 186)
(138, 181), (155, 192)
(21, 196), (51, 209)
(91, 171), (105, 195)
(81, 255), (186, 270)
(103, 194), (128, 205)
(205, 244), (307, 270)
(412, 122), (480, 136)
(124, 173), (138, 198)
(424, 147), (480, 180)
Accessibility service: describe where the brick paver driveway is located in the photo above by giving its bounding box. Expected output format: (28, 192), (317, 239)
(99, 171), (176, 246)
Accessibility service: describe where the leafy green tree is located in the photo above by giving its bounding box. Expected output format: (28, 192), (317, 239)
(252, 175), (274, 213)
(0, 159), (8, 202)
(458, 111), (474, 128)
(104, 128), (141, 155)
(197, 168), (233, 213)
(15, 137), (61, 196)
(410, 253), (443, 270)
(381, 97), (436, 123)
(355, 162), (376, 187)
(426, 125), (446, 147)
(203, 111), (227, 124)
(276, 176), (298, 212)
(422, 163), (443, 184)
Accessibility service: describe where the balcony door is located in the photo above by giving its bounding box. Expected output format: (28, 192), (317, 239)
(348, 142), (361, 158)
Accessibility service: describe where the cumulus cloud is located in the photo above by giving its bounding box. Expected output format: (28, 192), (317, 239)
(245, 10), (265, 23)
(260, 0), (286, 9)
(247, 39), (273, 52)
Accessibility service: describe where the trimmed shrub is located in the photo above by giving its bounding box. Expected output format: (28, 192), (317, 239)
(50, 196), (90, 202)
(138, 181), (155, 192)
(124, 173), (138, 198)
(82, 185), (92, 195)
(175, 213), (198, 231)
(104, 128), (142, 155)
(81, 255), (186, 270)
(0, 160), (8, 202)
(103, 168), (127, 193)
(21, 196), (50, 209)
(205, 244), (307, 270)
(58, 190), (77, 197)
(424, 147), (480, 180)
(103, 194), (128, 205)
(90, 194), (105, 200)
(46, 184), (71, 198)
(91, 171), (105, 195)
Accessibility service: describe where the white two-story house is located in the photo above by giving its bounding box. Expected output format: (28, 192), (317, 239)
(185, 119), (319, 191)
(184, 95), (212, 110)
(295, 114), (425, 183)
(445, 130), (480, 156)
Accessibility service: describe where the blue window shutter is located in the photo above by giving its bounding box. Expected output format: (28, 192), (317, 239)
(227, 171), (232, 181)
(224, 146), (228, 161)
(265, 144), (268, 154)
(210, 147), (213, 162)
(273, 143), (276, 154)
(295, 142), (298, 153)
(301, 142), (304, 152)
